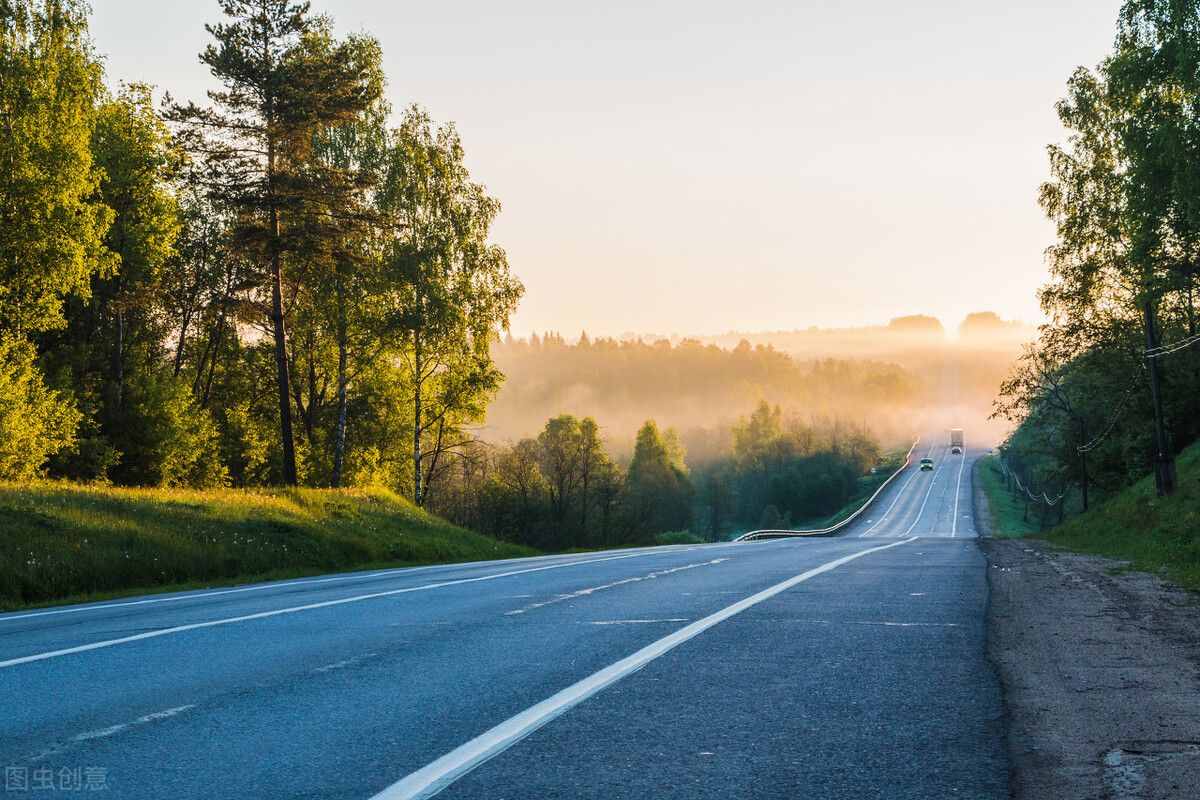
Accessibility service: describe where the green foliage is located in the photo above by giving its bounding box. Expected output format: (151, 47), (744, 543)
(0, 336), (79, 480)
(378, 106), (524, 504)
(998, 0), (1200, 505)
(655, 530), (705, 546)
(624, 420), (693, 542)
(0, 0), (114, 337)
(694, 401), (879, 535)
(976, 455), (1043, 538)
(0, 482), (536, 608)
(1042, 440), (1200, 590)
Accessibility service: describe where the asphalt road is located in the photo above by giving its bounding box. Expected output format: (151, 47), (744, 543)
(0, 443), (1005, 799)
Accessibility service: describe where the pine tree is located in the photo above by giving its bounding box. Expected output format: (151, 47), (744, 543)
(168, 0), (381, 485)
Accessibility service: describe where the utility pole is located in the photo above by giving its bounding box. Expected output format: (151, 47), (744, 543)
(1143, 299), (1176, 496)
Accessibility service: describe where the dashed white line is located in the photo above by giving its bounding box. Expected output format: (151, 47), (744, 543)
(588, 619), (689, 626)
(859, 465), (923, 537)
(0, 552), (679, 670)
(901, 457), (944, 538)
(952, 449), (967, 537)
(505, 559), (728, 616)
(72, 705), (195, 744)
(369, 537), (919, 800)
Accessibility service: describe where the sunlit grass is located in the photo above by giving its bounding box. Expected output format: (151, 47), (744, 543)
(0, 482), (537, 610)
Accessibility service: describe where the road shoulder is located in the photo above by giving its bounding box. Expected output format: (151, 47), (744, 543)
(983, 538), (1200, 799)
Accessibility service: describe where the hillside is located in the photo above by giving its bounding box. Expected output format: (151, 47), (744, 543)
(1041, 441), (1200, 590)
(0, 484), (536, 609)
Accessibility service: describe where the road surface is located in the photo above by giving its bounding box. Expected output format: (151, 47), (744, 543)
(0, 445), (1005, 799)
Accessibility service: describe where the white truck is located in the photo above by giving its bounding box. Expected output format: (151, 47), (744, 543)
(950, 428), (964, 454)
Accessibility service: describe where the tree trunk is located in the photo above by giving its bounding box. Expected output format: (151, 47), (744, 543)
(1078, 421), (1090, 512)
(332, 274), (349, 489)
(113, 308), (124, 411)
(173, 306), (192, 377)
(412, 333), (423, 504)
(1143, 299), (1176, 496)
(199, 307), (226, 409)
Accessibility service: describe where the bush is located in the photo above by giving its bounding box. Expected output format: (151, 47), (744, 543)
(0, 336), (80, 480)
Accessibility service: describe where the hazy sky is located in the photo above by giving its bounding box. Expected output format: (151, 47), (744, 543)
(91, 1), (1123, 337)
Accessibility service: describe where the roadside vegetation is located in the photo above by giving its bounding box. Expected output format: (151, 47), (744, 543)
(1042, 441), (1200, 591)
(0, 483), (534, 610)
(994, 2), (1200, 537)
(976, 455), (1043, 538)
(978, 443), (1200, 590)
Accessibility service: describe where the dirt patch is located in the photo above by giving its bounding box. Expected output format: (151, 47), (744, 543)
(983, 539), (1200, 799)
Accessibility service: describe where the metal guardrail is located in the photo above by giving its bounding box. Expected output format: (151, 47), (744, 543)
(734, 438), (921, 542)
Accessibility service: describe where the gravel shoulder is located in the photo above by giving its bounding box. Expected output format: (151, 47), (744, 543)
(983, 538), (1200, 799)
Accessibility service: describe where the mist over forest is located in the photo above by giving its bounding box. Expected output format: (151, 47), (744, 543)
(485, 312), (1034, 463)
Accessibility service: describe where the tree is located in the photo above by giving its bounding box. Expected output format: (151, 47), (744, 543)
(0, 0), (112, 478)
(536, 415), (584, 529)
(169, 0), (383, 486)
(624, 420), (693, 541)
(378, 106), (524, 504)
(0, 0), (113, 338)
(0, 336), (79, 480)
(43, 83), (188, 483)
(305, 61), (390, 487)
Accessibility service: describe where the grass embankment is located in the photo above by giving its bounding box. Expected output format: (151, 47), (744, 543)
(0, 483), (537, 610)
(976, 455), (1042, 538)
(1041, 441), (1200, 590)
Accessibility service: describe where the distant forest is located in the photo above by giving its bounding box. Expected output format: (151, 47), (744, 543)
(485, 312), (1029, 457)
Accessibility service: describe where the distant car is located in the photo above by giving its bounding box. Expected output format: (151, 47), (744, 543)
(920, 458), (934, 472)
(951, 446), (962, 455)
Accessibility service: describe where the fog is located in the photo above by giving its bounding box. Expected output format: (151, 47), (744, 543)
(482, 313), (1032, 461)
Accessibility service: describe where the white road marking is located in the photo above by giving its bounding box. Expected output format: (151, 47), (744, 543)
(0, 543), (743, 625)
(505, 559), (728, 616)
(588, 619), (689, 625)
(786, 618), (960, 628)
(313, 653), (378, 673)
(859, 466), (923, 537)
(72, 705), (195, 744)
(901, 458), (943, 538)
(0, 552), (678, 670)
(73, 724), (127, 741)
(369, 537), (918, 800)
(951, 449), (967, 537)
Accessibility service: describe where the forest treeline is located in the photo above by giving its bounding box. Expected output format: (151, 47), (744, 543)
(995, 0), (1200, 510)
(428, 402), (883, 548)
(1, 1), (521, 501)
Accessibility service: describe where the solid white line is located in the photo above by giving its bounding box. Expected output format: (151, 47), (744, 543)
(0, 552), (666, 670)
(859, 465), (922, 537)
(951, 450), (967, 537)
(0, 543), (736, 625)
(370, 537), (919, 800)
(902, 457), (943, 538)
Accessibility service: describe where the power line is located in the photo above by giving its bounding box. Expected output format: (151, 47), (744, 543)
(1077, 374), (1142, 453)
(1145, 330), (1200, 359)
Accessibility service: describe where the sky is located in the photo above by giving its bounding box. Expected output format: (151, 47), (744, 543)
(90, 1), (1124, 338)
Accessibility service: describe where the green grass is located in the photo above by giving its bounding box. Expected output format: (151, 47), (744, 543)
(1042, 441), (1200, 591)
(0, 482), (538, 610)
(976, 455), (1042, 538)
(655, 530), (706, 545)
